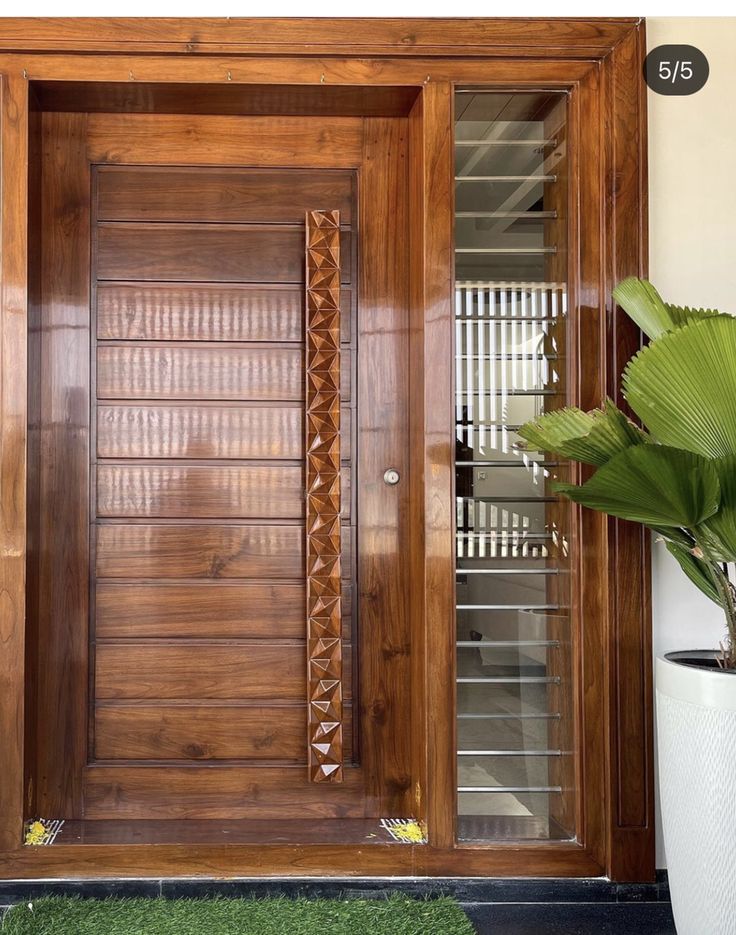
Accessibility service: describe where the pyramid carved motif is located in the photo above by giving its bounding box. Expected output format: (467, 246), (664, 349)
(305, 209), (343, 783)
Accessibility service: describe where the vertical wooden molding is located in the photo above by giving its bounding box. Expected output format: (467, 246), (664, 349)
(0, 70), (29, 853)
(305, 209), (343, 783)
(604, 20), (654, 882)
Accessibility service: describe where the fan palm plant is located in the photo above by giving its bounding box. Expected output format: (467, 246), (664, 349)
(518, 278), (736, 668)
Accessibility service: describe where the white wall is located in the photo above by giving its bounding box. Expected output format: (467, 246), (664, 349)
(647, 16), (736, 866)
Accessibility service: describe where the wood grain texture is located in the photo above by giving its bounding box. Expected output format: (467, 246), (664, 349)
(95, 524), (305, 579)
(32, 81), (419, 118)
(0, 72), (29, 852)
(96, 282), (352, 343)
(97, 346), (302, 401)
(82, 766), (368, 821)
(0, 18), (639, 57)
(97, 222), (352, 284)
(605, 21), (654, 882)
(95, 643), (306, 701)
(357, 118), (412, 813)
(97, 166), (354, 223)
(406, 86), (456, 846)
(96, 464), (306, 519)
(305, 209), (343, 783)
(2, 25), (651, 879)
(34, 112), (91, 819)
(97, 405), (303, 460)
(94, 704), (351, 761)
(86, 114), (364, 168)
(96, 582), (307, 639)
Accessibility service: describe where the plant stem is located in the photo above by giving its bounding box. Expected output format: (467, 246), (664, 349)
(695, 530), (736, 668)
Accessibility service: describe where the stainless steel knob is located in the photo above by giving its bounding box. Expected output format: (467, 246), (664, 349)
(383, 468), (401, 486)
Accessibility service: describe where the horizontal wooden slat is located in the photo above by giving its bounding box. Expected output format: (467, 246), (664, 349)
(94, 643), (352, 702)
(97, 166), (354, 224)
(95, 524), (304, 579)
(97, 346), (300, 401)
(95, 643), (305, 700)
(95, 582), (353, 640)
(96, 404), (352, 461)
(96, 464), (304, 519)
(94, 705), (304, 760)
(96, 283), (352, 343)
(86, 114), (365, 168)
(83, 765), (366, 820)
(96, 346), (352, 401)
(96, 223), (352, 283)
(96, 582), (305, 639)
(94, 704), (353, 762)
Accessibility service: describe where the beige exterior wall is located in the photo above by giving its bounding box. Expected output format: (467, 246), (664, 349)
(647, 16), (736, 865)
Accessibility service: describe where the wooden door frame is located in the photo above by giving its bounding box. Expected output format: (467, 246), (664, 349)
(0, 17), (651, 881)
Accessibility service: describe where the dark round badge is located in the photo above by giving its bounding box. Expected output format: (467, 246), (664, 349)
(644, 45), (709, 95)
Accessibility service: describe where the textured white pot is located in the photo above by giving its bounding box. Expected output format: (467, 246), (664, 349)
(656, 652), (736, 935)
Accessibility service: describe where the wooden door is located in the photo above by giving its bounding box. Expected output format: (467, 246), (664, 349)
(32, 113), (412, 823)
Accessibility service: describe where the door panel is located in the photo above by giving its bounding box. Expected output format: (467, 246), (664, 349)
(96, 166), (355, 223)
(34, 113), (409, 822)
(96, 283), (352, 343)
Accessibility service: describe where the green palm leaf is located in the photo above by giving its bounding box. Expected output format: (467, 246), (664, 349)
(623, 316), (736, 458)
(664, 540), (721, 604)
(698, 454), (736, 561)
(517, 399), (648, 466)
(613, 277), (721, 340)
(555, 445), (720, 527)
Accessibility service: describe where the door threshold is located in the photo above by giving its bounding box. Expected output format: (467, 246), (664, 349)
(24, 818), (427, 847)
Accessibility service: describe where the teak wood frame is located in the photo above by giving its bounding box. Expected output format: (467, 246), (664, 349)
(0, 17), (651, 881)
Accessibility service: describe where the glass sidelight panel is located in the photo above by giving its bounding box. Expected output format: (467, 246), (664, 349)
(454, 89), (575, 842)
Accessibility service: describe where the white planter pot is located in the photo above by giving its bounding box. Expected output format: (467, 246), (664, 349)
(656, 652), (736, 935)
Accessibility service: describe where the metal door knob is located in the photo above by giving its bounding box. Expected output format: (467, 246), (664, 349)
(383, 468), (401, 486)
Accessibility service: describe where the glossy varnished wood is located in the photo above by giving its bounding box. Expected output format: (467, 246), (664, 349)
(358, 117), (412, 813)
(33, 112), (91, 818)
(3, 17), (651, 880)
(31, 81), (420, 118)
(82, 766), (368, 821)
(95, 524), (306, 579)
(0, 18), (639, 57)
(96, 345), (304, 401)
(97, 166), (355, 223)
(96, 283), (352, 343)
(86, 114), (365, 168)
(96, 223), (352, 283)
(96, 582), (307, 639)
(94, 643), (308, 701)
(0, 72), (29, 852)
(94, 705), (354, 762)
(96, 464), (307, 519)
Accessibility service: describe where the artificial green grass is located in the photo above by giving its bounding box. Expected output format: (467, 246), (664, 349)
(1, 895), (475, 935)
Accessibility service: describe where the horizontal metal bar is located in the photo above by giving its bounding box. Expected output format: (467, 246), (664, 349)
(456, 604), (560, 611)
(455, 354), (558, 360)
(455, 247), (556, 254)
(457, 712), (560, 720)
(455, 139), (556, 147)
(456, 211), (558, 220)
(456, 677), (561, 684)
(456, 280), (566, 289)
(455, 568), (560, 575)
(458, 786), (562, 794)
(457, 497), (557, 504)
(457, 750), (562, 756)
(456, 533), (554, 540)
(453, 316), (562, 323)
(455, 175), (557, 182)
(455, 461), (559, 467)
(456, 640), (560, 648)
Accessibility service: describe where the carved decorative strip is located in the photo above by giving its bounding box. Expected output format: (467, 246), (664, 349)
(305, 209), (343, 783)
